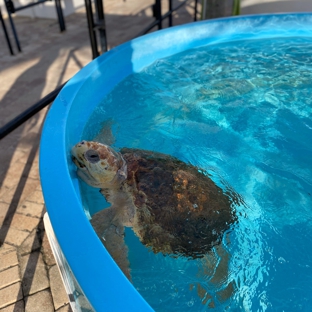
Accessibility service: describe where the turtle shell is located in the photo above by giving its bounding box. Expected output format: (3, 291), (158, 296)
(121, 148), (236, 259)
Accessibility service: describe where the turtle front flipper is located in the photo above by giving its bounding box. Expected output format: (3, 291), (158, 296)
(91, 207), (131, 280)
(93, 119), (116, 145)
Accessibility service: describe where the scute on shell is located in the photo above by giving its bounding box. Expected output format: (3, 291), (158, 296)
(120, 148), (236, 258)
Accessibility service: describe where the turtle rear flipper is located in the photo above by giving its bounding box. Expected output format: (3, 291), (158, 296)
(91, 207), (131, 280)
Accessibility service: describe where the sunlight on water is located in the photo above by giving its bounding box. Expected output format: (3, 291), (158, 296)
(80, 37), (312, 311)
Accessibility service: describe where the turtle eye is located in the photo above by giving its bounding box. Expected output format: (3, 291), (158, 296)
(85, 149), (100, 163)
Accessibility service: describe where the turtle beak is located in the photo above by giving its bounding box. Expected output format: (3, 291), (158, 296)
(72, 156), (86, 169)
(71, 143), (87, 169)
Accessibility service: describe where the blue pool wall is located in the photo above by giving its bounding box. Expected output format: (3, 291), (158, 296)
(39, 13), (312, 311)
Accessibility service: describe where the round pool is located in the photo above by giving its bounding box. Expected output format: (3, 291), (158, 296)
(40, 13), (312, 311)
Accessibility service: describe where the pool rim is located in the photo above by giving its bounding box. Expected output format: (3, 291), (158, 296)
(39, 12), (312, 311)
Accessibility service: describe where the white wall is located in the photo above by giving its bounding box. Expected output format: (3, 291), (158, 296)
(0, 0), (84, 19)
(241, 0), (312, 15)
(1, 0), (312, 23)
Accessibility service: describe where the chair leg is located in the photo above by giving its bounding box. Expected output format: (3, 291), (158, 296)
(55, 0), (66, 32)
(153, 0), (162, 30)
(168, 0), (172, 27)
(0, 8), (14, 55)
(94, 0), (107, 53)
(7, 12), (21, 52)
(4, 0), (21, 52)
(194, 0), (198, 21)
(84, 0), (99, 59)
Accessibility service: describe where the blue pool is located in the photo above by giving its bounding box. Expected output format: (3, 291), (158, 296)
(40, 13), (312, 312)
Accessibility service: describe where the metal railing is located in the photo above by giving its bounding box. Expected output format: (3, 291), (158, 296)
(0, 0), (198, 140)
(86, 0), (198, 59)
(135, 0), (198, 38)
(0, 83), (66, 140)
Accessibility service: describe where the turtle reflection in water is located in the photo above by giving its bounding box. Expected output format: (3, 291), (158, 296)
(72, 140), (238, 305)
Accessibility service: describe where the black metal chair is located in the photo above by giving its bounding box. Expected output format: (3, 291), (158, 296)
(84, 0), (199, 60)
(4, 0), (66, 53)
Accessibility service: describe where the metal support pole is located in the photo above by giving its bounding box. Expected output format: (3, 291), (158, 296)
(168, 0), (172, 27)
(0, 8), (14, 55)
(6, 13), (21, 52)
(4, 0), (21, 52)
(55, 0), (66, 32)
(94, 0), (107, 53)
(84, 0), (99, 59)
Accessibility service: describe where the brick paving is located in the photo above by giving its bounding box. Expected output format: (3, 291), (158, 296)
(0, 1), (198, 311)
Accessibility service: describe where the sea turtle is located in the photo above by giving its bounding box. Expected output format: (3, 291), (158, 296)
(71, 140), (236, 280)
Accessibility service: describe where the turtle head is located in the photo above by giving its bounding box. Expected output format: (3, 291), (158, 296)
(71, 140), (127, 188)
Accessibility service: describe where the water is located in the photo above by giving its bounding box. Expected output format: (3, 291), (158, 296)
(80, 37), (312, 311)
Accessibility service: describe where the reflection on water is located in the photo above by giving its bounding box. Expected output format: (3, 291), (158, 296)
(79, 36), (312, 311)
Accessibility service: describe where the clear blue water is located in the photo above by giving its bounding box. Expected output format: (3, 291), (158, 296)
(80, 37), (312, 311)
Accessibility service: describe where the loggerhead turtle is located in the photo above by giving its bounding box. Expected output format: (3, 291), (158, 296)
(71, 140), (236, 280)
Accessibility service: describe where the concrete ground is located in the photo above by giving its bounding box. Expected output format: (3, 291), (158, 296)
(0, 0), (311, 311)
